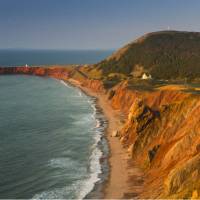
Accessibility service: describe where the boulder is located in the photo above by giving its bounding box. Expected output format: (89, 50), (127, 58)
(111, 130), (119, 137)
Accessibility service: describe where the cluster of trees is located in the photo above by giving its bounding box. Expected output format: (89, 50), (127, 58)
(96, 31), (200, 80)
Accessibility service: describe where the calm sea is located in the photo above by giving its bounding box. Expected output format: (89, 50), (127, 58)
(0, 50), (112, 199)
(0, 49), (112, 66)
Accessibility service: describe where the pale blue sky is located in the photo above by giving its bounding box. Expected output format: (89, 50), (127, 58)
(0, 0), (200, 49)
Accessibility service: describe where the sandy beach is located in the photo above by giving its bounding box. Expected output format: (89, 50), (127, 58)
(68, 79), (144, 199)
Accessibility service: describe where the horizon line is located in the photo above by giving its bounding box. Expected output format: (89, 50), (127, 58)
(0, 48), (116, 51)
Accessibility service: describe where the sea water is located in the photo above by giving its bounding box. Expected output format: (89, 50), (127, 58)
(0, 50), (112, 199)
(0, 49), (112, 66)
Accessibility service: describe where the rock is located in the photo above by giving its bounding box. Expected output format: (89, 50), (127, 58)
(127, 144), (134, 156)
(148, 144), (160, 162)
(192, 190), (198, 199)
(164, 154), (200, 195)
(111, 130), (119, 137)
(128, 98), (155, 134)
(108, 89), (115, 100)
(120, 136), (125, 143)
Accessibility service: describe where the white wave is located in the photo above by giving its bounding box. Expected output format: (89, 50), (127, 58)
(32, 183), (80, 199)
(60, 80), (72, 88)
(95, 119), (101, 128)
(91, 104), (97, 112)
(87, 100), (92, 104)
(72, 113), (94, 125)
(33, 95), (104, 200)
(73, 89), (86, 98)
(90, 113), (96, 120)
(77, 148), (102, 199)
(91, 105), (97, 120)
(75, 99), (103, 199)
(33, 143), (103, 199)
(47, 157), (77, 169)
(61, 149), (73, 156)
(78, 91), (82, 97)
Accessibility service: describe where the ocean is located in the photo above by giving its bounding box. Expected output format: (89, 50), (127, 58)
(0, 49), (112, 66)
(0, 50), (112, 199)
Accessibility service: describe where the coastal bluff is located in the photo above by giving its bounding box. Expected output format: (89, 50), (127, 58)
(0, 66), (71, 80)
(108, 81), (200, 199)
(1, 65), (200, 199)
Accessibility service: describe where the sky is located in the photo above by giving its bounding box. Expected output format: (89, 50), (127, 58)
(0, 0), (200, 49)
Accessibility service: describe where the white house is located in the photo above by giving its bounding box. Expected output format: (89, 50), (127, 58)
(25, 64), (29, 68)
(142, 73), (152, 80)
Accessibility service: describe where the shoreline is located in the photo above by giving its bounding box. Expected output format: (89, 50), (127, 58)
(66, 79), (143, 199)
(0, 69), (144, 199)
(84, 96), (109, 199)
(62, 79), (110, 199)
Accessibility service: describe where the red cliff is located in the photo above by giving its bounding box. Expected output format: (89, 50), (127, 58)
(107, 82), (200, 199)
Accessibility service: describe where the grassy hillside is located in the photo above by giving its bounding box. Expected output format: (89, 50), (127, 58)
(94, 31), (200, 81)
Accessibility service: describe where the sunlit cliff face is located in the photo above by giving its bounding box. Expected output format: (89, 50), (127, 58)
(107, 83), (200, 199)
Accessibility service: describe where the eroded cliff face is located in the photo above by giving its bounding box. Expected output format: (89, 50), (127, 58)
(108, 82), (200, 199)
(81, 79), (105, 93)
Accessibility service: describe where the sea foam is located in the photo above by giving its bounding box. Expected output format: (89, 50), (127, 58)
(60, 80), (72, 88)
(76, 99), (103, 199)
(33, 87), (105, 200)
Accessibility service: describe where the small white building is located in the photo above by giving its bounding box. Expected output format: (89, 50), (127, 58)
(25, 64), (29, 68)
(142, 73), (152, 80)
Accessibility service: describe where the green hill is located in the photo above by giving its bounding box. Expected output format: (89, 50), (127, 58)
(94, 31), (200, 81)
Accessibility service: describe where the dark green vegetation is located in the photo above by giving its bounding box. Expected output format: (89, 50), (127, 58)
(95, 31), (200, 81)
